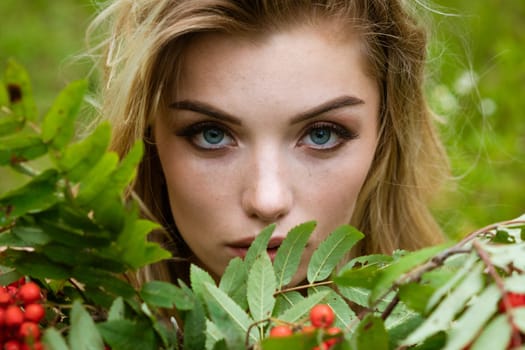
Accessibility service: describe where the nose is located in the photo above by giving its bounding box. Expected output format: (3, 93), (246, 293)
(241, 152), (293, 223)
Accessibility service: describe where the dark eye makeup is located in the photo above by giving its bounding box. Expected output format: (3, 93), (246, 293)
(174, 119), (358, 152)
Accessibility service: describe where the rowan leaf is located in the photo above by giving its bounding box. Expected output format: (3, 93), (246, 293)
(307, 225), (363, 283)
(470, 314), (512, 350)
(203, 282), (258, 346)
(219, 257), (248, 309)
(350, 314), (389, 350)
(98, 319), (158, 350)
(140, 280), (187, 309)
(41, 80), (87, 149)
(277, 290), (330, 323)
(244, 223), (275, 268)
(191, 264), (216, 300)
(247, 253), (276, 323)
(68, 300), (105, 350)
(0, 134), (47, 165)
(443, 284), (500, 350)
(371, 243), (450, 303)
(43, 328), (70, 350)
(402, 263), (485, 346)
(183, 298), (206, 350)
(4, 59), (37, 121)
(273, 221), (315, 288)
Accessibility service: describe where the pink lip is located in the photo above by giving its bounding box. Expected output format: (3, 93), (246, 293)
(227, 236), (284, 262)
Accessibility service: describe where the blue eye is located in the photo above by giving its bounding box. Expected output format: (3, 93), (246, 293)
(202, 127), (225, 144)
(300, 122), (357, 150)
(309, 128), (332, 145)
(176, 122), (236, 150)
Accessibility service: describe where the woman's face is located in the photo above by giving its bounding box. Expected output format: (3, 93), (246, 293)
(154, 23), (380, 285)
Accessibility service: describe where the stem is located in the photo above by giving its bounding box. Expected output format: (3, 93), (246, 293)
(68, 278), (89, 303)
(274, 280), (333, 296)
(0, 222), (15, 234)
(472, 240), (522, 347)
(10, 162), (39, 177)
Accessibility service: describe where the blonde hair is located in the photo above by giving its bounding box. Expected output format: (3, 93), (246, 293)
(88, 0), (449, 284)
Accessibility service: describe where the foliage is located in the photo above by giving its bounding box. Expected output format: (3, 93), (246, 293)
(1, 62), (525, 350)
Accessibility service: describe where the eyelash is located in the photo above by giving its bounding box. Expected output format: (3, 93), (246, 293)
(175, 120), (358, 151)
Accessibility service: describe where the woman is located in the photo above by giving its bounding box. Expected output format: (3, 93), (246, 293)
(88, 0), (449, 286)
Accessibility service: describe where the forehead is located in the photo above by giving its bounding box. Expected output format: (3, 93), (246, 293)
(175, 22), (372, 101)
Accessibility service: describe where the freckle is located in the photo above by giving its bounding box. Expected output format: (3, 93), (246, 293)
(7, 84), (22, 103)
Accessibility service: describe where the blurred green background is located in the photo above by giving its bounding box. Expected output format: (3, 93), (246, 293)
(0, 1), (523, 239)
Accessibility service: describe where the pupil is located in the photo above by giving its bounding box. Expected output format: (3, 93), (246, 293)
(310, 128), (330, 145)
(203, 128), (224, 144)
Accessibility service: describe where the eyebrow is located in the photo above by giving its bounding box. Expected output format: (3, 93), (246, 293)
(169, 95), (364, 124)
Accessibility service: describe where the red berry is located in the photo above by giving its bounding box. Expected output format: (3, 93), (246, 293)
(5, 305), (24, 327)
(19, 322), (41, 340)
(269, 325), (293, 338)
(4, 340), (22, 350)
(324, 327), (342, 347)
(498, 292), (525, 313)
(309, 304), (335, 328)
(17, 283), (41, 305)
(0, 307), (6, 326)
(0, 290), (13, 305)
(24, 303), (45, 323)
(9, 277), (26, 288)
(312, 343), (328, 350)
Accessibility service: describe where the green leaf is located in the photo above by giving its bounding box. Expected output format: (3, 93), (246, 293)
(481, 240), (525, 271)
(76, 152), (119, 205)
(273, 221), (315, 289)
(319, 286), (356, 329)
(113, 214), (170, 269)
(203, 282), (259, 345)
(337, 286), (370, 307)
(59, 122), (111, 182)
(68, 300), (105, 350)
(278, 290), (330, 323)
(273, 291), (304, 316)
(247, 253), (276, 324)
(108, 297), (126, 321)
(402, 263), (485, 346)
(184, 298), (206, 350)
(41, 80), (87, 148)
(98, 319), (158, 350)
(72, 266), (135, 299)
(0, 115), (24, 137)
(109, 140), (143, 193)
(398, 283), (436, 314)
(42, 244), (126, 273)
(140, 280), (186, 308)
(0, 169), (58, 225)
(259, 330), (319, 349)
(505, 273), (525, 293)
(0, 134), (47, 166)
(4, 59), (37, 121)
(307, 225), (364, 283)
(0, 231), (31, 247)
(370, 243), (450, 303)
(8, 250), (70, 280)
(191, 264), (217, 300)
(470, 314), (512, 350)
(43, 328), (70, 350)
(206, 319), (225, 350)
(11, 224), (51, 245)
(350, 314), (389, 350)
(514, 308), (525, 334)
(219, 257), (248, 309)
(426, 253), (478, 311)
(443, 284), (500, 350)
(244, 223), (276, 268)
(386, 305), (423, 349)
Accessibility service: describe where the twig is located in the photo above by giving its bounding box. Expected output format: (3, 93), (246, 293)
(472, 240), (522, 347)
(274, 280), (333, 296)
(0, 222), (16, 234)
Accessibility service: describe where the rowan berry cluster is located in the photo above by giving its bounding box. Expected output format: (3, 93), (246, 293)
(0, 278), (45, 350)
(269, 304), (342, 350)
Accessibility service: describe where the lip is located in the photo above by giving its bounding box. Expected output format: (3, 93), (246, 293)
(227, 236), (285, 262)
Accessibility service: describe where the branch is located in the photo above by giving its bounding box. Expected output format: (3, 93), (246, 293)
(472, 240), (522, 347)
